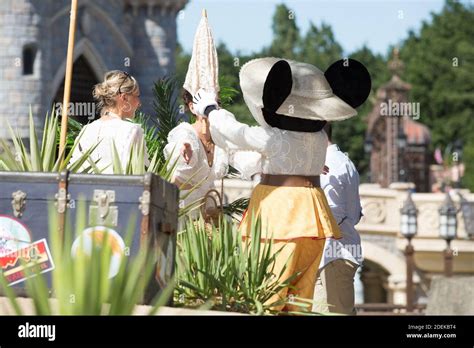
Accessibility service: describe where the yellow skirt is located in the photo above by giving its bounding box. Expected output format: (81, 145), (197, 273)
(261, 238), (326, 312)
(239, 184), (341, 240)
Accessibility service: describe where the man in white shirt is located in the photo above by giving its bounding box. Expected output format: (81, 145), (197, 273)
(313, 123), (363, 314)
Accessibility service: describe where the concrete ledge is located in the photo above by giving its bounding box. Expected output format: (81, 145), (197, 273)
(0, 297), (243, 316)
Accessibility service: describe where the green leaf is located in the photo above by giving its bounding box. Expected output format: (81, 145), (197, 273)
(28, 107), (42, 171)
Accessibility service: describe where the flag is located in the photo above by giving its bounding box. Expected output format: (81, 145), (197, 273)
(434, 147), (443, 164)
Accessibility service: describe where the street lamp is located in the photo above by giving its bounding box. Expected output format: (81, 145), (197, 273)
(397, 125), (407, 149)
(439, 192), (458, 277)
(400, 192), (417, 312)
(364, 134), (373, 154)
(453, 140), (464, 189)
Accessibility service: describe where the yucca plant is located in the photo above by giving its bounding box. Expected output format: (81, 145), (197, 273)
(175, 213), (308, 315)
(0, 199), (173, 315)
(0, 109), (99, 173)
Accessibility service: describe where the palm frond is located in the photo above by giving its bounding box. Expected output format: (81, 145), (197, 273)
(223, 197), (249, 220)
(151, 76), (182, 159)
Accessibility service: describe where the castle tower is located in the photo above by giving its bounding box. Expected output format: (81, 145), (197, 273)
(126, 0), (187, 114)
(0, 0), (48, 138)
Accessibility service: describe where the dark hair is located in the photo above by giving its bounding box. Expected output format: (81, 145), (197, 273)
(323, 122), (332, 141)
(182, 89), (193, 111)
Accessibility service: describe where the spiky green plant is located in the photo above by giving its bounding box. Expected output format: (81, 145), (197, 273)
(108, 131), (179, 180)
(175, 213), (305, 315)
(0, 199), (173, 315)
(58, 116), (84, 153)
(0, 110), (99, 173)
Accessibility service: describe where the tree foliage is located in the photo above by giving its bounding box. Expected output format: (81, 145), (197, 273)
(400, 0), (474, 189)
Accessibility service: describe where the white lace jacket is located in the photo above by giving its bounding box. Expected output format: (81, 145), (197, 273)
(208, 109), (328, 176)
(163, 122), (261, 209)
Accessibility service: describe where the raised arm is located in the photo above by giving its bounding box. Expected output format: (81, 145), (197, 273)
(192, 88), (270, 154)
(208, 109), (269, 154)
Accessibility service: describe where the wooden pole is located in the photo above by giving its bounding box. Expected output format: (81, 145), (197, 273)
(59, 0), (79, 165)
(444, 241), (453, 277)
(405, 240), (415, 312)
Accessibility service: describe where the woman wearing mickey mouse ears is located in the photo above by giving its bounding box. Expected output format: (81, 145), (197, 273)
(193, 57), (371, 312)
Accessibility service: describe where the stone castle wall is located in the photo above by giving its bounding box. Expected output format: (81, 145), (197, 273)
(0, 0), (187, 138)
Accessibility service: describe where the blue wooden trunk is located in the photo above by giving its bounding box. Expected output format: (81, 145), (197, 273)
(0, 171), (179, 304)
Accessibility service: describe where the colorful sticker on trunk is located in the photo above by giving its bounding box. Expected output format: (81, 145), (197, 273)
(71, 226), (126, 279)
(0, 238), (55, 286)
(0, 215), (32, 257)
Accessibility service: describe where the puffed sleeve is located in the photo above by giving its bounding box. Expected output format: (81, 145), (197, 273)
(208, 109), (270, 154)
(163, 124), (201, 182)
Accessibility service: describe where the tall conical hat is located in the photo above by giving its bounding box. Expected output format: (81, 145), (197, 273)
(183, 9), (219, 96)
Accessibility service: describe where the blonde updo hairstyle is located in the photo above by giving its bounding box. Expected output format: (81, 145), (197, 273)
(93, 70), (139, 115)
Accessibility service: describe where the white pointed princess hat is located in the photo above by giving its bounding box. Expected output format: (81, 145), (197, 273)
(239, 57), (358, 128)
(183, 9), (219, 96)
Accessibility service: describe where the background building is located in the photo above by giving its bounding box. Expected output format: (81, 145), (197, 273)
(366, 50), (432, 193)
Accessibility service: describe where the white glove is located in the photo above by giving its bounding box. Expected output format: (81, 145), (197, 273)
(192, 88), (218, 117)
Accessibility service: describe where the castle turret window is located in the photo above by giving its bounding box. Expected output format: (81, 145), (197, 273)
(22, 44), (37, 75)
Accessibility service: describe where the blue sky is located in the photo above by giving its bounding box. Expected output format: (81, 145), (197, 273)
(177, 0), (447, 57)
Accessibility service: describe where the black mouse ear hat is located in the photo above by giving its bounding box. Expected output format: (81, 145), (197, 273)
(324, 58), (371, 109)
(239, 57), (371, 128)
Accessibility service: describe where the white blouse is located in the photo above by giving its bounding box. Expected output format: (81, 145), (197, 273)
(163, 122), (261, 210)
(164, 122), (227, 208)
(70, 118), (149, 174)
(208, 109), (328, 176)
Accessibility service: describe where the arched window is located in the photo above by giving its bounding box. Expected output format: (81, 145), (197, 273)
(23, 44), (37, 75)
(53, 55), (100, 124)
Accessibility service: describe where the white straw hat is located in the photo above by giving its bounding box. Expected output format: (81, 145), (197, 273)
(239, 57), (357, 128)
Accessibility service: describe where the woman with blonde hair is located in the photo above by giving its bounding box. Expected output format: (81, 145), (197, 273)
(70, 70), (149, 173)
